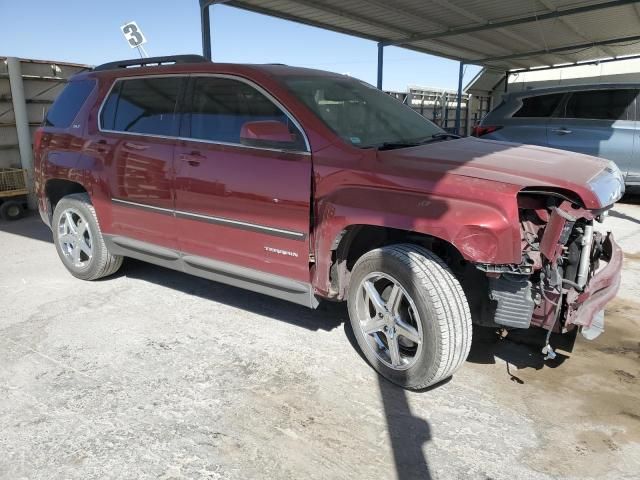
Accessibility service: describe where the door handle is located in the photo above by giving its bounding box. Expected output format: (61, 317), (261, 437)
(179, 151), (204, 167)
(551, 128), (572, 135)
(93, 139), (109, 153)
(124, 141), (149, 151)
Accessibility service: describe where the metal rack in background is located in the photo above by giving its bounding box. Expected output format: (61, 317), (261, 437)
(386, 86), (492, 136)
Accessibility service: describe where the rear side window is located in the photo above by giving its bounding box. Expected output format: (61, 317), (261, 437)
(187, 77), (304, 149)
(45, 79), (96, 128)
(562, 89), (637, 120)
(513, 93), (564, 118)
(100, 77), (181, 136)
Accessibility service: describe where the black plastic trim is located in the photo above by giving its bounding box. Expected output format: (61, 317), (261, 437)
(103, 234), (318, 308)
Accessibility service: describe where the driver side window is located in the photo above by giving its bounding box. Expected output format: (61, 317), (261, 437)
(186, 77), (306, 150)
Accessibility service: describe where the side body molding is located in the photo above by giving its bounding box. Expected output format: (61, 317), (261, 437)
(104, 235), (318, 308)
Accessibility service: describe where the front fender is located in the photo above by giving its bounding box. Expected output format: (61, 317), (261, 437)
(312, 182), (522, 296)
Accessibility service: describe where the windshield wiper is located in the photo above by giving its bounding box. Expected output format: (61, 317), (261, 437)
(426, 132), (461, 142)
(375, 133), (461, 150)
(376, 141), (421, 151)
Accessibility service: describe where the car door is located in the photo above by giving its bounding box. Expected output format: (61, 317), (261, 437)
(547, 88), (637, 177)
(98, 76), (184, 250)
(498, 92), (565, 146)
(173, 75), (312, 286)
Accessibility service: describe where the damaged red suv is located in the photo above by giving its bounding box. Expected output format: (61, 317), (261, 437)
(34, 55), (624, 389)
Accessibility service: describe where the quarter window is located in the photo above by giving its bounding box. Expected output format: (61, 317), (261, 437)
(187, 77), (305, 150)
(562, 89), (637, 120)
(512, 93), (564, 118)
(100, 77), (181, 136)
(45, 79), (96, 128)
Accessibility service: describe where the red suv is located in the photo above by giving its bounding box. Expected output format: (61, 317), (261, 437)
(34, 55), (623, 389)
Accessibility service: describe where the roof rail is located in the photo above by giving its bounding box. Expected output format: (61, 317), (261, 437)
(94, 54), (209, 72)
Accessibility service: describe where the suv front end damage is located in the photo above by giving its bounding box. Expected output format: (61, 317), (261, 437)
(476, 167), (624, 343)
(520, 197), (623, 337)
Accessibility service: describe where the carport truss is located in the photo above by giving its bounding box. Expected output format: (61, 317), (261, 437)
(199, 0), (640, 133)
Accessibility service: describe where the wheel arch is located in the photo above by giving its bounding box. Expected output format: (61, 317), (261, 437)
(327, 224), (467, 300)
(43, 178), (89, 223)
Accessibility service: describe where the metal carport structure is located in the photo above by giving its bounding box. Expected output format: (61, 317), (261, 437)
(198, 0), (640, 133)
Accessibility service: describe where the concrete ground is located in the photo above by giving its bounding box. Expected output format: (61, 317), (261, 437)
(1, 201), (639, 480)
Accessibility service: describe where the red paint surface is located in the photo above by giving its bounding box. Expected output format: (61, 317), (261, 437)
(34, 62), (618, 301)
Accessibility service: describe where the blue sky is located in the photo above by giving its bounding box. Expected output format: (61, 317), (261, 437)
(1, 0), (479, 91)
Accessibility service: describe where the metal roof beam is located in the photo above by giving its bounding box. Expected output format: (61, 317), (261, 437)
(257, 0), (414, 37)
(425, 0), (569, 66)
(536, 0), (617, 58)
(388, 0), (639, 46)
(507, 52), (640, 73)
(474, 34), (640, 63)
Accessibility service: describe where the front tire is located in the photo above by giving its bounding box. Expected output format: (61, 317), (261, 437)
(347, 244), (472, 389)
(52, 193), (123, 280)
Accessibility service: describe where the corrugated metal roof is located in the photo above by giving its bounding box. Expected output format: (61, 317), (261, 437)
(212, 0), (640, 70)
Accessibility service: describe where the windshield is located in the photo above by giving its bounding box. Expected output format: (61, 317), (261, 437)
(284, 76), (444, 148)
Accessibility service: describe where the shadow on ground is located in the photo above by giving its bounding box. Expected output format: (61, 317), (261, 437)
(122, 258), (345, 332)
(0, 212), (52, 243)
(609, 209), (640, 226)
(466, 325), (577, 384)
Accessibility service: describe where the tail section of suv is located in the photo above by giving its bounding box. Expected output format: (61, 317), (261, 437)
(34, 55), (624, 389)
(474, 83), (640, 188)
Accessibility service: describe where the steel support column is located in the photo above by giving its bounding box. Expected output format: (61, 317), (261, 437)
(200, 0), (213, 60)
(377, 42), (384, 89)
(454, 61), (464, 135)
(7, 57), (35, 208)
(504, 71), (509, 93)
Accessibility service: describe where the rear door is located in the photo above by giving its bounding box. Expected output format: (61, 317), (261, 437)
(497, 92), (565, 145)
(98, 76), (184, 249)
(547, 88), (637, 176)
(173, 75), (312, 283)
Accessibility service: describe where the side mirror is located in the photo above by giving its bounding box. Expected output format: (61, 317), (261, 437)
(240, 120), (298, 149)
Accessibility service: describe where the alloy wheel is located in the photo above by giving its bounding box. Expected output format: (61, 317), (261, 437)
(354, 272), (424, 370)
(57, 208), (93, 268)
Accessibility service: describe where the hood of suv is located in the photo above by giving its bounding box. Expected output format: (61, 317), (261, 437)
(377, 137), (612, 208)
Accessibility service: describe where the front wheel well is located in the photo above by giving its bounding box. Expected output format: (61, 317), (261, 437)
(329, 225), (467, 298)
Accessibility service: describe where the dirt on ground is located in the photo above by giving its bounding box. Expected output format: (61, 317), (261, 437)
(1, 200), (640, 480)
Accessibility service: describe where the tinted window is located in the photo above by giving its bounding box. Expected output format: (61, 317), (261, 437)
(45, 79), (95, 128)
(513, 93), (564, 118)
(100, 77), (180, 136)
(563, 89), (637, 120)
(285, 76), (442, 148)
(187, 77), (304, 149)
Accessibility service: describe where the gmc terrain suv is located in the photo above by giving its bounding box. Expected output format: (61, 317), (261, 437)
(34, 55), (624, 389)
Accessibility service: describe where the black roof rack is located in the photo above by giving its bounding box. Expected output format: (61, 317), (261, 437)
(94, 55), (209, 72)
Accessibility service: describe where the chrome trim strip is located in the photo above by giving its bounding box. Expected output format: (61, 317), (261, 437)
(96, 72), (311, 155)
(174, 210), (305, 240)
(112, 198), (173, 215)
(111, 198), (306, 241)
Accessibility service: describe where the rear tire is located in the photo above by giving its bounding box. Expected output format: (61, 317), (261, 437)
(347, 244), (472, 389)
(52, 193), (123, 280)
(0, 200), (25, 221)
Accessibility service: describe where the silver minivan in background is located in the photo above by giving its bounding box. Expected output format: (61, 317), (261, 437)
(474, 84), (638, 188)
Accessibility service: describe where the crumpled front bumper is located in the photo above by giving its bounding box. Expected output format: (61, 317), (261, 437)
(566, 232), (623, 329)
